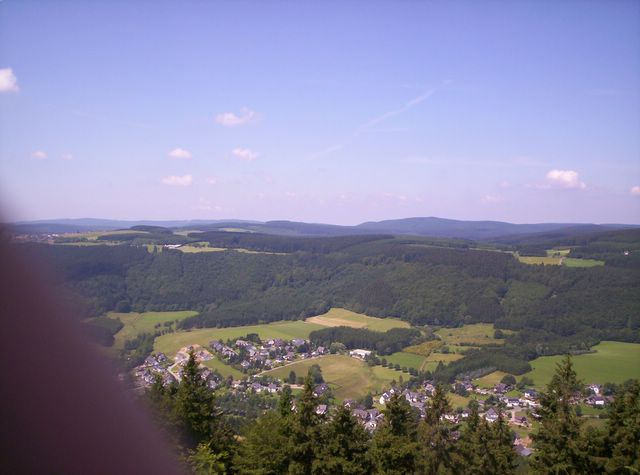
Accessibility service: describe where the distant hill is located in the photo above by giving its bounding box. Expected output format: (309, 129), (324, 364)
(7, 216), (638, 240)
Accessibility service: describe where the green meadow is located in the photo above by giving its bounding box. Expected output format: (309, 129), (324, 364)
(154, 320), (324, 358)
(262, 355), (400, 401)
(522, 341), (640, 388)
(107, 310), (199, 350)
(306, 307), (410, 332)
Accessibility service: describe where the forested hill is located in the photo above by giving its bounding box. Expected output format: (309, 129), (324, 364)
(10, 216), (637, 239)
(19, 233), (640, 369)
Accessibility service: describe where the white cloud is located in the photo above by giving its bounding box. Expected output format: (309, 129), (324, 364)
(631, 186), (640, 196)
(161, 175), (192, 186)
(232, 148), (258, 161)
(206, 176), (218, 185)
(545, 169), (586, 189)
(168, 148), (192, 159)
(32, 151), (47, 160)
(215, 107), (257, 127)
(61, 153), (73, 160)
(0, 68), (19, 93)
(285, 191), (297, 198)
(482, 194), (503, 204)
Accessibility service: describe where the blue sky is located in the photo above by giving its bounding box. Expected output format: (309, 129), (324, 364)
(1, 1), (639, 224)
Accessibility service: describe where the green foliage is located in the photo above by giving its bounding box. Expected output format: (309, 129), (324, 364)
(500, 374), (516, 386)
(309, 326), (422, 355)
(604, 379), (640, 473)
(530, 356), (597, 474)
(455, 405), (517, 475)
(370, 393), (419, 474)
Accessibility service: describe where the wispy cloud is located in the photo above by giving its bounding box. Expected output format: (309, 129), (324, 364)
(0, 68), (19, 93)
(206, 176), (218, 185)
(482, 194), (503, 204)
(355, 88), (437, 134)
(232, 148), (258, 161)
(305, 144), (343, 161)
(61, 153), (74, 160)
(161, 175), (192, 186)
(216, 107), (258, 127)
(546, 169), (586, 189)
(631, 185), (640, 196)
(32, 151), (47, 160)
(168, 148), (192, 159)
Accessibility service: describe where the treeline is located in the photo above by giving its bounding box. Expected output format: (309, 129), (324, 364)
(147, 352), (640, 474)
(17, 233), (640, 380)
(309, 327), (423, 355)
(189, 231), (393, 254)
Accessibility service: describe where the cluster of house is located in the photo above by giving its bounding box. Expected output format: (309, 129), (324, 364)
(209, 337), (327, 372)
(133, 352), (175, 387)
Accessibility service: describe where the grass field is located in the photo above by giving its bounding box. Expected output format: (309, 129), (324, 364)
(474, 370), (510, 388)
(435, 323), (507, 346)
(62, 230), (147, 241)
(385, 352), (427, 370)
(563, 258), (604, 267)
(518, 251), (604, 267)
(202, 357), (245, 379)
(154, 320), (324, 358)
(262, 355), (400, 400)
(107, 311), (198, 350)
(517, 255), (562, 265)
(421, 353), (465, 372)
(178, 245), (227, 253)
(403, 340), (444, 357)
(522, 341), (640, 388)
(306, 308), (410, 332)
(176, 244), (285, 255)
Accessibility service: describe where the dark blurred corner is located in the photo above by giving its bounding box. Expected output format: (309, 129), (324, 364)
(0, 226), (183, 474)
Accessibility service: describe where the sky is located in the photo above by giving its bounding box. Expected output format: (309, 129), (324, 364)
(1, 1), (639, 225)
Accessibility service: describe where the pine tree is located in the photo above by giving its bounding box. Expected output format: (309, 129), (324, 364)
(288, 374), (322, 475)
(234, 411), (291, 474)
(456, 405), (516, 475)
(604, 379), (640, 473)
(418, 384), (455, 474)
(530, 355), (594, 474)
(313, 404), (371, 475)
(370, 392), (419, 474)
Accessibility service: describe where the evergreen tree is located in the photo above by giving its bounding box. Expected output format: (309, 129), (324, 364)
(456, 405), (516, 474)
(288, 374), (322, 475)
(370, 393), (419, 474)
(418, 384), (455, 474)
(234, 411), (291, 474)
(604, 379), (640, 473)
(530, 355), (594, 474)
(313, 404), (371, 475)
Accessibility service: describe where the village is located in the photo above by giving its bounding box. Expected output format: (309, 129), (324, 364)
(132, 334), (612, 459)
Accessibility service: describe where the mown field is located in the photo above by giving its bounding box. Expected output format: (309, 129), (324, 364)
(154, 320), (324, 358)
(435, 323), (507, 346)
(305, 307), (409, 332)
(522, 341), (640, 388)
(517, 250), (604, 267)
(202, 357), (245, 379)
(107, 310), (199, 350)
(262, 355), (400, 400)
(474, 370), (510, 388)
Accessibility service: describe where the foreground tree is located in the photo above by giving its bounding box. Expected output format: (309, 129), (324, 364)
(234, 411), (291, 474)
(418, 384), (455, 474)
(370, 393), (419, 474)
(147, 351), (236, 472)
(313, 404), (371, 475)
(530, 355), (594, 474)
(604, 379), (640, 473)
